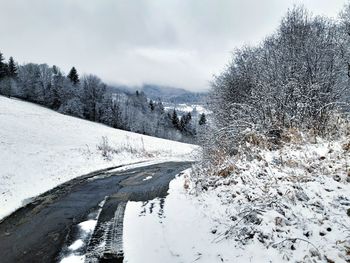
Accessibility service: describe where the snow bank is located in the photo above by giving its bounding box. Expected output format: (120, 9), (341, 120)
(123, 135), (350, 262)
(0, 96), (198, 220)
(123, 171), (282, 263)
(123, 170), (219, 263)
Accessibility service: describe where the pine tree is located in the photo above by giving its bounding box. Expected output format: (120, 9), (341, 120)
(149, 100), (155, 111)
(7, 57), (17, 78)
(67, 67), (79, 85)
(0, 52), (8, 80)
(199, 113), (207, 125)
(179, 116), (186, 131)
(171, 109), (179, 129)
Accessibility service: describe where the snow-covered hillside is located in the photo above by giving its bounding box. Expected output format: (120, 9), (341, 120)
(0, 96), (198, 220)
(123, 133), (350, 262)
(188, 137), (350, 262)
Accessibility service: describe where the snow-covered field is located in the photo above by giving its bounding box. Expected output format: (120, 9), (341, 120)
(124, 134), (350, 262)
(164, 103), (210, 115)
(0, 96), (198, 220)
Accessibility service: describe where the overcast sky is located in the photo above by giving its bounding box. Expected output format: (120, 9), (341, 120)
(0, 0), (347, 91)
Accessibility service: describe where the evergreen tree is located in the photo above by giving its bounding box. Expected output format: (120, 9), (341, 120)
(0, 52), (8, 80)
(67, 67), (79, 85)
(7, 57), (17, 78)
(149, 100), (155, 111)
(171, 109), (179, 129)
(179, 117), (185, 131)
(199, 113), (207, 125)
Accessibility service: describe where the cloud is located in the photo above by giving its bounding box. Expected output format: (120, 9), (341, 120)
(0, 0), (346, 91)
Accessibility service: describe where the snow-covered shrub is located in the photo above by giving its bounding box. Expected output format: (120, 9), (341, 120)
(191, 130), (350, 262)
(190, 4), (350, 262)
(207, 6), (350, 154)
(97, 136), (114, 161)
(96, 135), (158, 161)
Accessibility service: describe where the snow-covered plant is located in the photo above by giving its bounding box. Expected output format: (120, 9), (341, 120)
(191, 130), (350, 262)
(207, 6), (350, 155)
(97, 136), (114, 161)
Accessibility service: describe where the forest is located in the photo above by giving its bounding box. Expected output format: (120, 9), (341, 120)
(0, 55), (206, 143)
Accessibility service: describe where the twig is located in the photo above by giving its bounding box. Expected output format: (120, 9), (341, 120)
(212, 209), (263, 243)
(271, 237), (319, 251)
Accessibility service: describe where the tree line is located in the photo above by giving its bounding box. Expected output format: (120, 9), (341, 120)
(0, 53), (206, 143)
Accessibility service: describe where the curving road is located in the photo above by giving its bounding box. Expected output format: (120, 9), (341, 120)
(0, 161), (192, 263)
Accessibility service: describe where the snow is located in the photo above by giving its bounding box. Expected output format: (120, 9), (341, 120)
(59, 219), (96, 263)
(123, 135), (350, 262)
(59, 197), (107, 262)
(60, 255), (85, 263)
(68, 240), (84, 251)
(0, 96), (199, 220)
(123, 171), (278, 263)
(124, 171), (215, 263)
(78, 219), (97, 233)
(143, 175), (153, 181)
(164, 103), (211, 115)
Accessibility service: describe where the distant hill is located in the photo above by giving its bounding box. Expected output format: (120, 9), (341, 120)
(141, 84), (207, 104)
(106, 85), (134, 95)
(108, 84), (208, 104)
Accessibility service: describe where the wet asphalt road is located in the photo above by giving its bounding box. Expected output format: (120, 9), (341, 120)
(0, 161), (191, 263)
